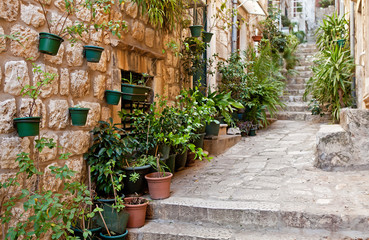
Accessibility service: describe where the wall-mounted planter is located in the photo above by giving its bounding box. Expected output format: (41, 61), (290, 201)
(336, 39), (346, 47)
(84, 45), (104, 62)
(38, 32), (64, 56)
(69, 107), (90, 126)
(105, 90), (122, 105)
(202, 31), (214, 43)
(121, 84), (151, 102)
(189, 25), (203, 37)
(13, 117), (41, 137)
(252, 35), (262, 42)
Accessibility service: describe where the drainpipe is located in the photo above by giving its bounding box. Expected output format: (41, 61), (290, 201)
(350, 1), (357, 107)
(231, 0), (238, 53)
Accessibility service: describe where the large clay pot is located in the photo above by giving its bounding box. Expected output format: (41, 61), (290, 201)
(124, 197), (149, 228)
(145, 172), (173, 200)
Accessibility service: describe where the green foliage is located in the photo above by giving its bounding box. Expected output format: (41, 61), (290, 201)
(319, 0), (334, 8)
(217, 44), (285, 126)
(131, 0), (185, 32)
(281, 15), (291, 28)
(315, 13), (348, 51)
(1, 138), (98, 240)
(84, 119), (134, 196)
(293, 30), (306, 43)
(304, 46), (354, 121)
(305, 13), (354, 122)
(20, 63), (57, 117)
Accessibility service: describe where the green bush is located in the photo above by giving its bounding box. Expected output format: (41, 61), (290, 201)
(319, 0), (334, 8)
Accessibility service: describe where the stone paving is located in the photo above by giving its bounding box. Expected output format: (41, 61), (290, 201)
(170, 120), (369, 217)
(129, 120), (369, 239)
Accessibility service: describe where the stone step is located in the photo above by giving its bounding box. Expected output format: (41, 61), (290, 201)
(219, 124), (228, 136)
(284, 89), (305, 96)
(278, 102), (309, 112)
(286, 83), (306, 90)
(280, 95), (304, 102)
(203, 134), (242, 156)
(276, 111), (330, 122)
(127, 220), (369, 240)
(146, 197), (369, 233)
(286, 77), (310, 84)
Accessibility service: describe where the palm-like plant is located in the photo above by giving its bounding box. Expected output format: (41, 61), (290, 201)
(304, 46), (354, 121)
(315, 13), (348, 50)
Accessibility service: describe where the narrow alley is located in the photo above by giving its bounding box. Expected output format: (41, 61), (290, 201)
(129, 121), (369, 239)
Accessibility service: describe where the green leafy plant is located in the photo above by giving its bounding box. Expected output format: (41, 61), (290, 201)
(84, 119), (134, 197)
(319, 0), (334, 8)
(0, 138), (99, 240)
(315, 13), (348, 51)
(20, 63), (57, 117)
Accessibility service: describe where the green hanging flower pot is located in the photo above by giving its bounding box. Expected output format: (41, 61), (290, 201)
(38, 32), (64, 56)
(84, 45), (104, 62)
(105, 90), (122, 105)
(202, 31), (214, 43)
(189, 25), (203, 37)
(121, 83), (151, 102)
(69, 107), (90, 126)
(336, 39), (346, 48)
(13, 117), (41, 137)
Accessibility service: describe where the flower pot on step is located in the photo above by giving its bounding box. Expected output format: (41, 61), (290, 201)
(123, 197), (149, 228)
(38, 32), (64, 56)
(205, 121), (220, 137)
(175, 150), (187, 171)
(99, 230), (128, 240)
(69, 107), (90, 126)
(145, 172), (173, 200)
(158, 144), (170, 159)
(72, 225), (102, 240)
(105, 90), (122, 105)
(123, 165), (151, 194)
(97, 204), (129, 235)
(84, 45), (104, 62)
(189, 25), (203, 37)
(14, 117), (41, 137)
(193, 133), (206, 149)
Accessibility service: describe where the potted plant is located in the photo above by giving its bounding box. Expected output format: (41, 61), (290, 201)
(237, 121), (251, 137)
(123, 196), (149, 228)
(144, 157), (173, 200)
(69, 104), (90, 126)
(336, 39), (346, 47)
(252, 35), (263, 42)
(202, 2), (228, 43)
(121, 73), (152, 102)
(14, 64), (57, 137)
(189, 0), (203, 37)
(105, 89), (123, 105)
(83, 45), (105, 62)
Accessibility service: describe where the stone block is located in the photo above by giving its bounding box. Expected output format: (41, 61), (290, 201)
(93, 75), (106, 100)
(50, 12), (72, 36)
(90, 28), (103, 43)
(70, 70), (89, 97)
(125, 2), (138, 18)
(0, 136), (30, 169)
(203, 135), (242, 156)
(0, 0), (19, 22)
(44, 44), (64, 65)
(0, 99), (16, 134)
(79, 101), (101, 127)
(33, 64), (59, 98)
(66, 42), (83, 67)
(20, 3), (45, 28)
(132, 21), (145, 41)
(88, 49), (108, 72)
(60, 68), (70, 95)
(42, 163), (62, 191)
(101, 107), (111, 122)
(4, 60), (30, 96)
(59, 131), (90, 156)
(145, 28), (155, 47)
(48, 100), (69, 129)
(315, 124), (354, 170)
(66, 156), (84, 182)
(0, 26), (5, 53)
(38, 130), (58, 162)
(10, 24), (40, 60)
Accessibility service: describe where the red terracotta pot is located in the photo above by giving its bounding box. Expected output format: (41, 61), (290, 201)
(252, 35), (262, 42)
(124, 197), (149, 228)
(144, 172), (173, 200)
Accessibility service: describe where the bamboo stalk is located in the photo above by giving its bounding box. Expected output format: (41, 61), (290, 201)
(96, 204), (111, 237)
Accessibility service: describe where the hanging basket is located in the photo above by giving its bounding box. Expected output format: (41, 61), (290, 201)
(336, 39), (346, 48)
(202, 31), (214, 43)
(189, 25), (203, 37)
(69, 108), (90, 126)
(252, 35), (262, 42)
(105, 90), (122, 105)
(38, 32), (64, 56)
(14, 117), (41, 137)
(84, 45), (104, 62)
(121, 84), (151, 102)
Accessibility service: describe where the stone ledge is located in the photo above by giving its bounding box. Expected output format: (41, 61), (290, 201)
(203, 135), (241, 156)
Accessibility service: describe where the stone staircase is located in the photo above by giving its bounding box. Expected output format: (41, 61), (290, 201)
(276, 43), (329, 122)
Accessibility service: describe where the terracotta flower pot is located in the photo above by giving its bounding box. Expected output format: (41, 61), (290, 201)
(124, 197), (149, 228)
(252, 35), (262, 42)
(144, 172), (173, 200)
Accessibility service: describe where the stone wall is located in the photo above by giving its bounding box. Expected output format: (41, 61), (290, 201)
(0, 0), (182, 195)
